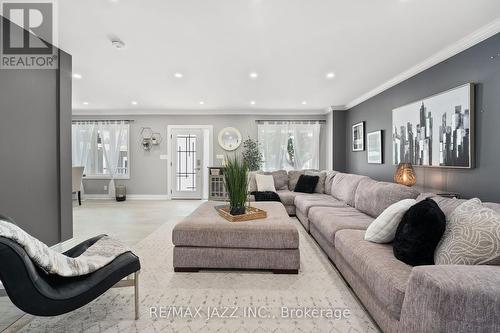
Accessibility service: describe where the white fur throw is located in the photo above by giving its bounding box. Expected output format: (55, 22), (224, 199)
(0, 219), (131, 277)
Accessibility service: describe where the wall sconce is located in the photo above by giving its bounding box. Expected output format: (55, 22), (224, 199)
(394, 163), (417, 187)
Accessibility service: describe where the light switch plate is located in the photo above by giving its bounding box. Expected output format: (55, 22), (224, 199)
(160, 155), (168, 160)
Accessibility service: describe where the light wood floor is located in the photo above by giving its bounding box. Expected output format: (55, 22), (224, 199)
(0, 199), (204, 332)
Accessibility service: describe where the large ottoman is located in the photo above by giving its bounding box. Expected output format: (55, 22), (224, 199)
(172, 201), (300, 274)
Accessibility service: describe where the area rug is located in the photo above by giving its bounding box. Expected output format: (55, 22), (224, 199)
(21, 218), (380, 333)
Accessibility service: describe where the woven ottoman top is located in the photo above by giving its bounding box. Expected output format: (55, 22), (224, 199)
(172, 201), (299, 249)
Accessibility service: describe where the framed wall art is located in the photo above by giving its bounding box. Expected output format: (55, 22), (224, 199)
(392, 83), (474, 168)
(352, 121), (365, 152)
(367, 130), (383, 164)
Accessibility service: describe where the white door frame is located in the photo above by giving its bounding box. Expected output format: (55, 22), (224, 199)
(167, 125), (213, 199)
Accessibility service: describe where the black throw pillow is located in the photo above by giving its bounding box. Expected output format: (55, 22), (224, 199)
(251, 191), (281, 202)
(393, 198), (446, 266)
(294, 175), (319, 194)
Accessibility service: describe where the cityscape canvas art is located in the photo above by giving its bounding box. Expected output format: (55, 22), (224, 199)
(392, 84), (474, 168)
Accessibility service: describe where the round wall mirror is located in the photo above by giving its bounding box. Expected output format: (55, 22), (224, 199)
(218, 127), (242, 151)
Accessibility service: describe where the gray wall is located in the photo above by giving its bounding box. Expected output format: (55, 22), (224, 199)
(344, 33), (500, 202)
(332, 110), (346, 172)
(75, 114), (328, 195)
(0, 18), (73, 245)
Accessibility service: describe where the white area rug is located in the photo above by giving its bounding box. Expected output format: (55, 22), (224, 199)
(21, 219), (379, 333)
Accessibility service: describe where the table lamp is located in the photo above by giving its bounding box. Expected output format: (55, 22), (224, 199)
(394, 163), (416, 187)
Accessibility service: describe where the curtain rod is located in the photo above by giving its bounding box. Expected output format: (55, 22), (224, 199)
(256, 119), (326, 123)
(72, 119), (134, 122)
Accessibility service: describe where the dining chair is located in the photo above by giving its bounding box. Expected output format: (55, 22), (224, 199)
(72, 166), (85, 206)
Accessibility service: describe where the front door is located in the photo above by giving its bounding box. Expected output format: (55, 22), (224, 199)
(171, 129), (204, 199)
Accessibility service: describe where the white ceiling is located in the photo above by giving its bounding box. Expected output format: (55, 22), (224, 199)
(60, 0), (500, 114)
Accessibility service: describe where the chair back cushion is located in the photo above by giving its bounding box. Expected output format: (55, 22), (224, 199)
(355, 178), (419, 217)
(72, 166), (85, 192)
(330, 173), (368, 207)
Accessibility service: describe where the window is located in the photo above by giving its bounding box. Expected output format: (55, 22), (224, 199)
(257, 121), (321, 171)
(72, 120), (130, 179)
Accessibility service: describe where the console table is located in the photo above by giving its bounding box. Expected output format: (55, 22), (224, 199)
(208, 167), (227, 201)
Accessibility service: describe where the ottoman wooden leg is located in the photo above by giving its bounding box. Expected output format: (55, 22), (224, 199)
(174, 267), (200, 273)
(273, 269), (299, 274)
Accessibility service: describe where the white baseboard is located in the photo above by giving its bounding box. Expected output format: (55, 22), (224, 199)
(127, 195), (171, 200)
(83, 194), (170, 200)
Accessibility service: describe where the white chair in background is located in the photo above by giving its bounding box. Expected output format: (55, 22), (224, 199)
(72, 166), (85, 206)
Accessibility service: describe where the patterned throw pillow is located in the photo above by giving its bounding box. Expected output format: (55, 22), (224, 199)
(435, 198), (500, 265)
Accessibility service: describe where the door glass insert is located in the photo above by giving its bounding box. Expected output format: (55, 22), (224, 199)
(176, 134), (197, 192)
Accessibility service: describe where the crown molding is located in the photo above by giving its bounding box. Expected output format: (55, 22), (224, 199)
(345, 18), (500, 110)
(72, 108), (327, 116)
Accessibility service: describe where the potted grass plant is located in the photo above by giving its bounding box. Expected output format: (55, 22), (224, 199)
(224, 155), (249, 216)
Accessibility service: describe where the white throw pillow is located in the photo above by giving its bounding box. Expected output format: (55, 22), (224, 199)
(364, 199), (416, 243)
(255, 174), (276, 192)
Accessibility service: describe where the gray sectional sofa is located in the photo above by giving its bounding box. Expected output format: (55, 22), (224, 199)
(249, 170), (500, 333)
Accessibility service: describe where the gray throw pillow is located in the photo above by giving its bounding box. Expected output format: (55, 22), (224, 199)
(435, 198), (500, 265)
(305, 170), (327, 193)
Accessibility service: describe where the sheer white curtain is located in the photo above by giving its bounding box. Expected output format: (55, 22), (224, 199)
(72, 122), (96, 168)
(291, 123), (321, 170)
(97, 121), (128, 198)
(258, 122), (290, 171)
(72, 122), (96, 194)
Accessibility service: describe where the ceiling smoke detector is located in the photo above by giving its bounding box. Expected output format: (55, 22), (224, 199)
(110, 38), (126, 49)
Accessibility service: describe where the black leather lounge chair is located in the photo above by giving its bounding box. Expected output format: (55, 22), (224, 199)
(0, 215), (141, 320)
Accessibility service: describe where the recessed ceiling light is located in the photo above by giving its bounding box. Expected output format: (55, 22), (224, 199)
(249, 72), (258, 79)
(131, 101), (138, 105)
(199, 101), (205, 105)
(301, 101), (307, 105)
(326, 72), (336, 79)
(73, 73), (82, 79)
(250, 101), (256, 105)
(83, 102), (89, 105)
(174, 72), (184, 78)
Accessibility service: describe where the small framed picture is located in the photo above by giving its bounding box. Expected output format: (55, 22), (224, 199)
(352, 121), (365, 151)
(367, 130), (383, 164)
